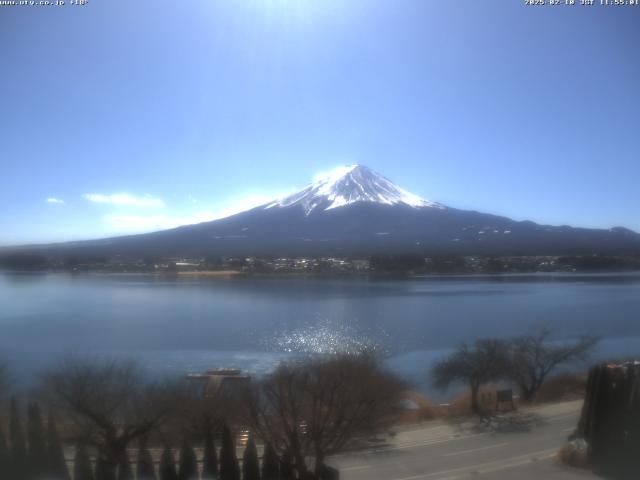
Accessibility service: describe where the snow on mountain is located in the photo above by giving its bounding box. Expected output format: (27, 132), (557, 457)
(264, 165), (444, 215)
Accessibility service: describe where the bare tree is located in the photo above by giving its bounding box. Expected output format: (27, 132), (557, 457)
(159, 446), (178, 480)
(508, 329), (598, 402)
(27, 403), (47, 478)
(244, 364), (307, 476)
(136, 436), (156, 480)
(41, 358), (179, 480)
(261, 442), (279, 480)
(219, 424), (240, 480)
(201, 430), (218, 480)
(47, 410), (71, 480)
(244, 354), (405, 479)
(74, 441), (94, 480)
(242, 436), (260, 480)
(432, 339), (509, 415)
(177, 436), (198, 480)
(166, 377), (224, 442)
(304, 355), (404, 474)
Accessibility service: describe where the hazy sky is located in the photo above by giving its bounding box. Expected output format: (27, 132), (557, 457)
(1, 0), (639, 245)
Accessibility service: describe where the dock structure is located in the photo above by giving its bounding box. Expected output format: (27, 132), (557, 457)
(186, 368), (251, 399)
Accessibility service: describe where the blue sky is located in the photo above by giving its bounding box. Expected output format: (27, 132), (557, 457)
(1, 0), (639, 245)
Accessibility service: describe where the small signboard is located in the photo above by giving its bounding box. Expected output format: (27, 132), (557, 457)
(495, 388), (515, 411)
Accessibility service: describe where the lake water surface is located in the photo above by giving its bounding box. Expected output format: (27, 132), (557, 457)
(1, 272), (639, 396)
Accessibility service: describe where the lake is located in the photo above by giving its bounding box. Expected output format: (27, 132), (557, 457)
(1, 272), (639, 397)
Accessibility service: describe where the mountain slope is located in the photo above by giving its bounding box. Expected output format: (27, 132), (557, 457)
(4, 165), (640, 258)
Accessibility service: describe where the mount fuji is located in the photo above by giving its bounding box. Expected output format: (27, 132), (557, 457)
(6, 165), (640, 258)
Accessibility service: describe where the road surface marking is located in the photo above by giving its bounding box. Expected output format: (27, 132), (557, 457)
(333, 432), (490, 458)
(392, 448), (558, 480)
(439, 452), (557, 480)
(443, 441), (509, 457)
(394, 432), (489, 450)
(397, 424), (450, 434)
(341, 465), (372, 472)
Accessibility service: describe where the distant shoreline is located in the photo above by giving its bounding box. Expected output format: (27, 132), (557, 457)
(2, 253), (639, 276)
(2, 268), (640, 279)
(176, 270), (243, 277)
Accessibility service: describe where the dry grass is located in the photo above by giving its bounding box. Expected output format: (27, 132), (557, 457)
(396, 392), (439, 423)
(398, 374), (586, 425)
(444, 385), (519, 417)
(557, 442), (590, 469)
(396, 385), (519, 424)
(535, 373), (587, 404)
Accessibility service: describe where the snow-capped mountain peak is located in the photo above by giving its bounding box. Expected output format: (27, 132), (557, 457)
(265, 165), (443, 215)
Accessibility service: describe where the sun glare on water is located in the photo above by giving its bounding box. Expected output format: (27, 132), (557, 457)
(264, 316), (390, 356)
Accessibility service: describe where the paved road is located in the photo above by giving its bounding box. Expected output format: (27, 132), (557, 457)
(329, 400), (600, 480)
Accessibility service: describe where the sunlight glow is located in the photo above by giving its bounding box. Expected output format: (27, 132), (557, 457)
(240, 0), (347, 28)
